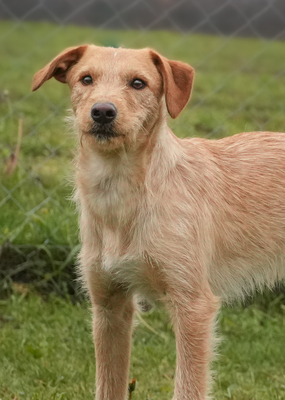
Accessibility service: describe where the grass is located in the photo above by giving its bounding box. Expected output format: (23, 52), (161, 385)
(1, 21), (285, 399)
(0, 291), (285, 400)
(1, 21), (285, 245)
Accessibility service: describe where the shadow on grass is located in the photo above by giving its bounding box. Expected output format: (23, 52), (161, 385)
(0, 241), (83, 300)
(1, 240), (284, 310)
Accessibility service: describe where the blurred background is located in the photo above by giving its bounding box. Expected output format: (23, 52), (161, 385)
(1, 2), (285, 400)
(1, 0), (285, 291)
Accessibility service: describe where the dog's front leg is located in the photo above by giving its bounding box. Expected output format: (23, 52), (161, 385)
(169, 286), (219, 400)
(91, 287), (135, 400)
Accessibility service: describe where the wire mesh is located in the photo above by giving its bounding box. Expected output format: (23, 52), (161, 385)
(1, 0), (285, 247)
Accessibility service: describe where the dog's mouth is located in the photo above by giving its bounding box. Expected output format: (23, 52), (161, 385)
(90, 123), (118, 142)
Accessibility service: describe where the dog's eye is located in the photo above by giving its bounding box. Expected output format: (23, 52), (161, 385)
(131, 79), (146, 90)
(81, 75), (93, 86)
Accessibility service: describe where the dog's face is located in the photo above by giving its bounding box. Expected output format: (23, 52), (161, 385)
(68, 46), (165, 150)
(32, 45), (194, 151)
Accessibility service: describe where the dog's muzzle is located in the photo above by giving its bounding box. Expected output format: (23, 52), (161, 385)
(90, 103), (118, 141)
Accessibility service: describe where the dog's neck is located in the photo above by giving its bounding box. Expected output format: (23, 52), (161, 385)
(76, 120), (184, 227)
(146, 124), (184, 184)
(77, 118), (183, 185)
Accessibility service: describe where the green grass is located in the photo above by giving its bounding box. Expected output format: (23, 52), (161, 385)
(0, 292), (285, 400)
(1, 22), (285, 400)
(1, 21), (285, 244)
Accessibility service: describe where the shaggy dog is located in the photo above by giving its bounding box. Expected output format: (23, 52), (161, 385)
(32, 45), (285, 400)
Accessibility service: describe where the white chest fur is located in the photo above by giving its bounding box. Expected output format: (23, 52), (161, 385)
(78, 149), (144, 227)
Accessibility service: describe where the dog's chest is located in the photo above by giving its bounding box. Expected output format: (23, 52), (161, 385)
(100, 226), (129, 269)
(94, 181), (132, 222)
(85, 169), (144, 262)
(78, 154), (159, 293)
(99, 224), (151, 292)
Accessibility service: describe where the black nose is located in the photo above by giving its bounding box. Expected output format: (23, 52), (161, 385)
(91, 103), (117, 124)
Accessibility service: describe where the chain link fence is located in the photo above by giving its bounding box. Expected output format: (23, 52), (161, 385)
(1, 0), (285, 257)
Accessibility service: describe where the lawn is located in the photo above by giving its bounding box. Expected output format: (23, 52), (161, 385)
(0, 291), (285, 400)
(1, 21), (285, 245)
(1, 21), (285, 400)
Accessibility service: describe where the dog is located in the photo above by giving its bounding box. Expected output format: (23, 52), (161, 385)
(32, 45), (285, 400)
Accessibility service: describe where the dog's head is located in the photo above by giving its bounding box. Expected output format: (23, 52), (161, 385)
(32, 45), (194, 151)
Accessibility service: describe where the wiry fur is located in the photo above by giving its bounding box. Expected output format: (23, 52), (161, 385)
(32, 45), (285, 400)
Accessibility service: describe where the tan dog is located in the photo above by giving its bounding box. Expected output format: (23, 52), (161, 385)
(32, 45), (285, 400)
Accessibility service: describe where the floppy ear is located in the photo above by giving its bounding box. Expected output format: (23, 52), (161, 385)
(32, 45), (88, 91)
(150, 50), (195, 119)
